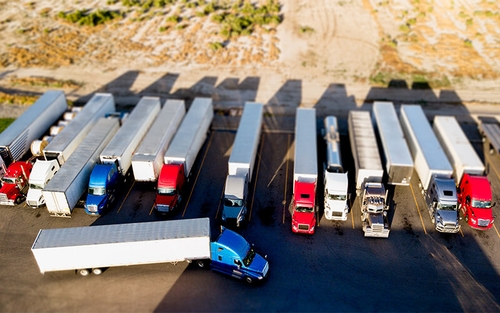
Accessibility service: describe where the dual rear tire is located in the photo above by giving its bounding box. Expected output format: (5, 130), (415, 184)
(78, 268), (102, 276)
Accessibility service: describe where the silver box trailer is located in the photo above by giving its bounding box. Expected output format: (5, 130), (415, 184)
(399, 105), (453, 190)
(31, 218), (210, 275)
(164, 98), (214, 177)
(372, 102), (414, 186)
(0, 90), (67, 165)
(100, 97), (160, 176)
(132, 99), (185, 182)
(293, 108), (318, 187)
(42, 118), (119, 217)
(348, 111), (383, 190)
(433, 115), (485, 185)
(43, 93), (115, 165)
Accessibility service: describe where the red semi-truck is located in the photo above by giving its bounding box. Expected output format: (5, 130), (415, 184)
(0, 161), (33, 205)
(155, 98), (213, 214)
(289, 108), (317, 234)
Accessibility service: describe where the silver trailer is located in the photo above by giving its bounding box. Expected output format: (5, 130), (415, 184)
(324, 116), (343, 173)
(479, 123), (500, 175)
(348, 110), (383, 190)
(42, 118), (119, 217)
(163, 98), (214, 177)
(222, 102), (263, 227)
(433, 115), (484, 185)
(43, 93), (115, 166)
(131, 99), (185, 182)
(100, 97), (160, 176)
(31, 218), (210, 276)
(372, 101), (413, 186)
(0, 90), (67, 165)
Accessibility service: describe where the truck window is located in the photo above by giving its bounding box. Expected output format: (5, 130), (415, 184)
(157, 188), (175, 196)
(243, 248), (256, 267)
(224, 198), (243, 207)
(296, 206), (314, 213)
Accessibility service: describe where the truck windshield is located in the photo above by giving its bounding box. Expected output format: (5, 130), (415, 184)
(296, 206), (313, 213)
(438, 203), (457, 211)
(328, 194), (346, 201)
(158, 188), (175, 196)
(2, 177), (16, 184)
(224, 198), (243, 207)
(29, 183), (44, 190)
(89, 187), (106, 196)
(472, 200), (492, 208)
(243, 248), (256, 267)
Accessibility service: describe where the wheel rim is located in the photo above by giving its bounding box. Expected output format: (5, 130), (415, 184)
(197, 261), (205, 268)
(79, 269), (89, 276)
(245, 276), (253, 284)
(92, 268), (102, 275)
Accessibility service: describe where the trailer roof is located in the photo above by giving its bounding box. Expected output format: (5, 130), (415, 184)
(228, 102), (263, 165)
(348, 111), (382, 171)
(32, 218), (210, 249)
(480, 123), (500, 154)
(324, 116), (342, 170)
(400, 105), (452, 171)
(294, 108), (317, 176)
(373, 102), (413, 167)
(0, 91), (66, 146)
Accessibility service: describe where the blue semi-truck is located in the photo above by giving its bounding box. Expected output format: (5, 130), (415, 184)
(31, 218), (269, 283)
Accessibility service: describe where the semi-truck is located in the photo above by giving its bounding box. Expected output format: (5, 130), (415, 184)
(399, 105), (460, 233)
(0, 90), (68, 166)
(31, 217), (269, 283)
(433, 116), (494, 230)
(222, 102), (263, 227)
(372, 102), (414, 186)
(289, 108), (317, 234)
(348, 110), (389, 238)
(322, 116), (349, 221)
(155, 98), (214, 214)
(26, 94), (115, 208)
(0, 161), (33, 205)
(42, 117), (120, 217)
(85, 97), (161, 215)
(131, 99), (185, 182)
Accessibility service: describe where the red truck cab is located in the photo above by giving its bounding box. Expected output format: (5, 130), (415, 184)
(458, 173), (494, 230)
(155, 163), (185, 214)
(290, 181), (316, 234)
(0, 161), (33, 205)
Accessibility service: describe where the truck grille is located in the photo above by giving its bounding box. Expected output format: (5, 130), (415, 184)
(331, 211), (343, 217)
(298, 224), (309, 230)
(478, 219), (490, 227)
(86, 205), (98, 213)
(372, 224), (384, 232)
(436, 223), (460, 233)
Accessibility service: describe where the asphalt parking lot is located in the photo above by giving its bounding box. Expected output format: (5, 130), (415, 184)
(0, 110), (499, 312)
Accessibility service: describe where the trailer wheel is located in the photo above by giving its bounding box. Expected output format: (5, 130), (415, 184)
(15, 196), (23, 205)
(78, 269), (90, 276)
(196, 260), (206, 268)
(92, 268), (102, 275)
(245, 276), (253, 284)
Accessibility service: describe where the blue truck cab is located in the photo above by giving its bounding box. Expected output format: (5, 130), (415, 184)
(85, 163), (119, 215)
(206, 227), (269, 284)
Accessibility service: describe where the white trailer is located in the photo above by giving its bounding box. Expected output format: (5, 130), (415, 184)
(43, 93), (115, 165)
(163, 98), (214, 176)
(42, 118), (119, 217)
(294, 108), (318, 189)
(372, 101), (414, 186)
(0, 90), (67, 165)
(433, 115), (485, 185)
(31, 218), (210, 275)
(131, 99), (185, 182)
(348, 111), (383, 190)
(100, 97), (160, 176)
(222, 102), (263, 227)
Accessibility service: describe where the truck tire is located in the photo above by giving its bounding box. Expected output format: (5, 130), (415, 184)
(245, 276), (253, 284)
(465, 215), (469, 223)
(196, 260), (206, 268)
(15, 196), (23, 205)
(78, 269), (90, 276)
(92, 268), (102, 275)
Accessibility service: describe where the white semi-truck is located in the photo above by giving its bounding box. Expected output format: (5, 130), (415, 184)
(42, 117), (120, 217)
(26, 93), (115, 208)
(322, 116), (349, 221)
(131, 99), (185, 182)
(222, 102), (263, 227)
(399, 105), (460, 233)
(348, 110), (389, 238)
(0, 90), (68, 166)
(31, 217), (269, 283)
(372, 102), (414, 186)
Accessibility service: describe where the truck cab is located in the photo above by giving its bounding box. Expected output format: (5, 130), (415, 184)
(209, 227), (269, 284)
(0, 161), (33, 205)
(289, 181), (316, 234)
(155, 163), (185, 214)
(360, 182), (389, 238)
(26, 160), (60, 207)
(458, 174), (494, 230)
(85, 163), (119, 215)
(324, 172), (349, 220)
(425, 176), (460, 233)
(222, 174), (248, 227)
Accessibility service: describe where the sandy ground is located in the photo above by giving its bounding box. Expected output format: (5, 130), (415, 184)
(1, 0), (500, 116)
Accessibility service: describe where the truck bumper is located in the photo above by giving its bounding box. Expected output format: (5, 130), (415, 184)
(435, 224), (460, 233)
